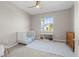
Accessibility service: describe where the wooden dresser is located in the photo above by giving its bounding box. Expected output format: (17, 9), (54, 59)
(66, 32), (75, 51)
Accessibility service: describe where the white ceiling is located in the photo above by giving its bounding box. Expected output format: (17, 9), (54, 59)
(10, 1), (74, 15)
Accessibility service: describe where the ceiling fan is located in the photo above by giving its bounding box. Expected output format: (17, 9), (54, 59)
(28, 1), (41, 8)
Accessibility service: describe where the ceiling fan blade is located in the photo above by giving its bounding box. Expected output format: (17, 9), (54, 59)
(28, 6), (36, 8)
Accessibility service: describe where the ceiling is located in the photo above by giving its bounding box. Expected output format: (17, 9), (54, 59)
(10, 1), (74, 15)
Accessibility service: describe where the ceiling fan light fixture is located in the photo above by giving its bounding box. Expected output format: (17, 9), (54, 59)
(36, 5), (40, 8)
(28, 1), (41, 8)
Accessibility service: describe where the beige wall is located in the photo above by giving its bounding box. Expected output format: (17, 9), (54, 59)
(30, 8), (74, 41)
(0, 2), (30, 45)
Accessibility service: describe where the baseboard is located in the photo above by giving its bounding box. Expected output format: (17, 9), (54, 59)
(53, 39), (66, 43)
(5, 43), (18, 48)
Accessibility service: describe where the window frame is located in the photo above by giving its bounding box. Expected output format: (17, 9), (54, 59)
(40, 16), (55, 33)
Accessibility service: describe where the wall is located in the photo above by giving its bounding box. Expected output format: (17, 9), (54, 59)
(74, 1), (79, 56)
(70, 6), (74, 32)
(31, 8), (74, 41)
(0, 2), (30, 45)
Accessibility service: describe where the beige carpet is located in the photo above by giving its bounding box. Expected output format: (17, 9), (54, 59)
(7, 44), (62, 57)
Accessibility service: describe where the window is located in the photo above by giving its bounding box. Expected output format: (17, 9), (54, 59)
(41, 16), (54, 32)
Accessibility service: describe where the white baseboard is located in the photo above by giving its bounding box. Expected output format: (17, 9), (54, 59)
(53, 39), (66, 43)
(4, 42), (18, 48)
